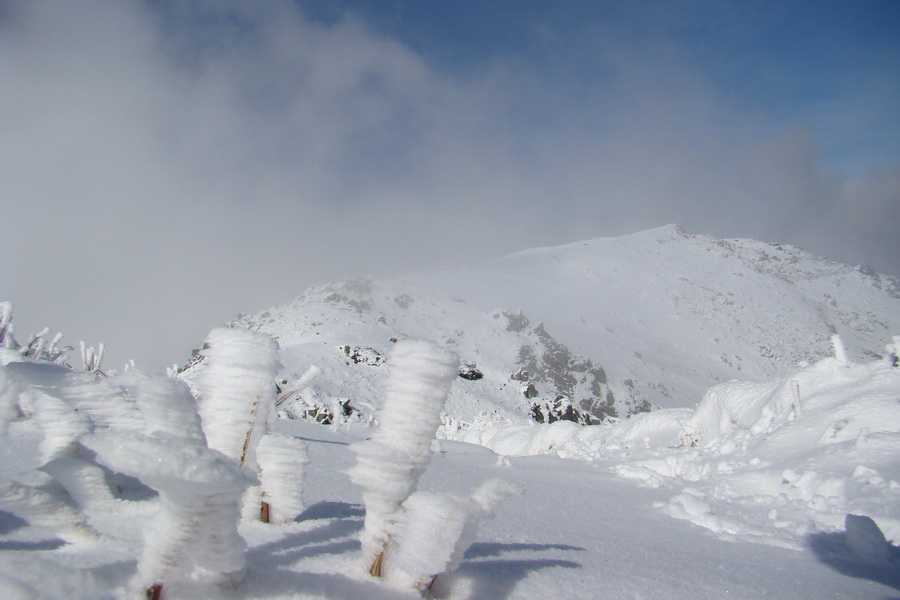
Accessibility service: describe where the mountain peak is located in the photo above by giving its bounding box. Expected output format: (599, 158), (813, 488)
(203, 228), (900, 428)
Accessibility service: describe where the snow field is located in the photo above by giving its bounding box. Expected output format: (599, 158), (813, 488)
(444, 350), (900, 562)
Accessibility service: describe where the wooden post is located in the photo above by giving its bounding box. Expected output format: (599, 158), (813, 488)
(790, 379), (802, 418)
(146, 583), (163, 600)
(369, 550), (385, 577)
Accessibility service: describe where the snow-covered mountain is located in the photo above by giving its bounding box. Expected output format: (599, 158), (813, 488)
(2, 226), (899, 599)
(206, 225), (900, 428)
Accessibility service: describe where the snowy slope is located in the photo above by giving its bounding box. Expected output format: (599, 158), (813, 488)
(216, 225), (900, 426)
(451, 345), (900, 556)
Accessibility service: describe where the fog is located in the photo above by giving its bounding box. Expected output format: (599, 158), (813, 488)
(2, 0), (898, 369)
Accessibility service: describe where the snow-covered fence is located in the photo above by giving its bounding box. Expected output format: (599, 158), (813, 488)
(0, 308), (529, 597)
(0, 316), (305, 597)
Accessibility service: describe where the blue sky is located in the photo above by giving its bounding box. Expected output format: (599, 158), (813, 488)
(2, 0), (899, 368)
(296, 0), (900, 175)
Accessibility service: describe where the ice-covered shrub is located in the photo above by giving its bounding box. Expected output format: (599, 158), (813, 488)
(0, 363), (103, 535)
(80, 341), (105, 374)
(0, 303), (72, 364)
(84, 431), (253, 597)
(5, 365), (197, 515)
(346, 339), (459, 575)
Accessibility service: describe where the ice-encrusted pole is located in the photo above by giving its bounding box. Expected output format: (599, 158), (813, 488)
(389, 478), (522, 590)
(256, 432), (309, 524)
(345, 339), (458, 576)
(832, 334), (850, 368)
(198, 327), (279, 467)
(197, 327), (279, 520)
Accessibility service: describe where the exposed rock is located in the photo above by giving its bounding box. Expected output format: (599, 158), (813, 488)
(458, 363), (483, 381)
(341, 345), (385, 366)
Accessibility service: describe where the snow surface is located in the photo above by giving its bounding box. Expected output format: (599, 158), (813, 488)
(1, 347), (899, 598)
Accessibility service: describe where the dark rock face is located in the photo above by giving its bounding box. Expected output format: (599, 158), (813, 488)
(509, 316), (625, 425)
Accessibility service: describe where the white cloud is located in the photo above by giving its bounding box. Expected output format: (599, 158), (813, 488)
(1, 0), (897, 368)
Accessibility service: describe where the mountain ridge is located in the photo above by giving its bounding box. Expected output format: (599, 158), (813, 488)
(200, 225), (900, 427)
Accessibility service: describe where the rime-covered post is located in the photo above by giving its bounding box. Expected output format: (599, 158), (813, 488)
(389, 478), (522, 590)
(198, 328), (279, 467)
(345, 339), (459, 576)
(197, 327), (279, 519)
(256, 433), (309, 524)
(832, 334), (850, 367)
(0, 302), (13, 348)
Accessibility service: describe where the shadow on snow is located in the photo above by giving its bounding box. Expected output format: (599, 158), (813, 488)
(806, 531), (900, 593)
